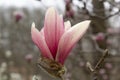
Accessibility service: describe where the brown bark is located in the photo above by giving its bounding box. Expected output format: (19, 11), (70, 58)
(91, 0), (107, 49)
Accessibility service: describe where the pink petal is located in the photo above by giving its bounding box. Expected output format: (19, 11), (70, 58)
(56, 20), (91, 64)
(31, 23), (53, 59)
(44, 7), (64, 59)
(40, 28), (44, 36)
(64, 21), (71, 31)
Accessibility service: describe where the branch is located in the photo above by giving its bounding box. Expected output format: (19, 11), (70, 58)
(87, 49), (109, 80)
(94, 49), (109, 70)
(76, 0), (120, 20)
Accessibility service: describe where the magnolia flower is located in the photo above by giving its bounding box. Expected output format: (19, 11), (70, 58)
(31, 7), (90, 65)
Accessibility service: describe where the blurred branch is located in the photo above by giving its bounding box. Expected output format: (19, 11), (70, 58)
(87, 49), (109, 80)
(94, 49), (109, 70)
(86, 35), (104, 52)
(75, 0), (120, 20)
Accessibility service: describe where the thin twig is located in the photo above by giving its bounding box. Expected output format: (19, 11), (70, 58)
(94, 49), (109, 70)
(87, 49), (109, 80)
(86, 62), (94, 72)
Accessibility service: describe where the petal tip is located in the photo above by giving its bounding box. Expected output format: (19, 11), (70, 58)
(76, 20), (91, 29)
(60, 14), (63, 18)
(66, 20), (71, 24)
(48, 7), (55, 10)
(47, 7), (56, 13)
(31, 22), (35, 28)
(84, 20), (91, 24)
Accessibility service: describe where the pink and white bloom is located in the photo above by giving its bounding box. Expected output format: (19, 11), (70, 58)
(31, 7), (90, 65)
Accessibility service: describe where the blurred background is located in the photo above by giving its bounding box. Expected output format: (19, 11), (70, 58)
(0, 0), (120, 80)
